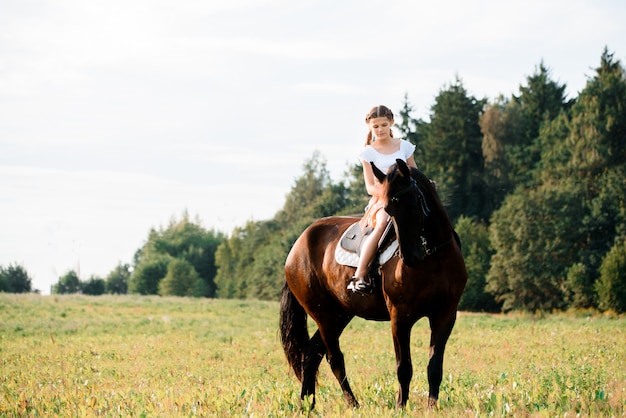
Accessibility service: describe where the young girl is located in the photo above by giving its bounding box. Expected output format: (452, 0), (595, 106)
(348, 105), (417, 292)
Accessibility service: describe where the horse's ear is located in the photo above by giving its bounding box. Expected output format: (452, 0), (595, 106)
(371, 161), (386, 183)
(396, 158), (411, 178)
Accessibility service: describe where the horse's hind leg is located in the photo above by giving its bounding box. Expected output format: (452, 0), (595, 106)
(300, 330), (326, 408)
(316, 311), (358, 407)
(301, 313), (356, 409)
(427, 311), (457, 408)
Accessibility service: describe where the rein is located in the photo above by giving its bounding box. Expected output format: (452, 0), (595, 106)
(391, 233), (454, 261)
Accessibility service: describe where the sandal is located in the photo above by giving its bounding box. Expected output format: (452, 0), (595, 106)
(347, 276), (372, 293)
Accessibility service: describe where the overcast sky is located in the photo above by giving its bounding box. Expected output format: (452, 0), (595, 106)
(1, 0), (625, 293)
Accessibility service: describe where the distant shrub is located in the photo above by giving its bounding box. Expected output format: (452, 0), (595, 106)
(596, 240), (626, 313)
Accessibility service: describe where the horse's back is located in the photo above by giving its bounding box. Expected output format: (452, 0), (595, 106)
(285, 216), (358, 283)
(289, 215), (358, 251)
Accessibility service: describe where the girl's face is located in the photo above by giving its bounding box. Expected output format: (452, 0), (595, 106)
(368, 116), (394, 141)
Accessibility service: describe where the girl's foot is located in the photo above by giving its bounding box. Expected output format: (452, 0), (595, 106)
(347, 276), (372, 293)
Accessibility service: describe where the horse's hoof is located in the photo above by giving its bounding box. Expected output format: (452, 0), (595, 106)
(427, 397), (438, 409)
(346, 397), (360, 408)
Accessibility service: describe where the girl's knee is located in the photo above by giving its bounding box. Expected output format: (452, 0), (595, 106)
(371, 223), (386, 239)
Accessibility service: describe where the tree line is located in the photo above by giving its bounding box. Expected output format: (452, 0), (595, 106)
(3, 48), (625, 313)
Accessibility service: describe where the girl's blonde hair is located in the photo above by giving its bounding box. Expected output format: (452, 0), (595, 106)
(365, 105), (394, 145)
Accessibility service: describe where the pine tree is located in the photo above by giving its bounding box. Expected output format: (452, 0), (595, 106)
(423, 76), (488, 221)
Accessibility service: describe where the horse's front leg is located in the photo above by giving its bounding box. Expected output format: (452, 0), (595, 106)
(426, 311), (457, 408)
(391, 316), (414, 408)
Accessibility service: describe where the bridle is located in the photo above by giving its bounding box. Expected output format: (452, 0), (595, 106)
(390, 177), (431, 218)
(389, 175), (453, 258)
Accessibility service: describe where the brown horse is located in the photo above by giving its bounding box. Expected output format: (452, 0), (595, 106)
(279, 158), (467, 409)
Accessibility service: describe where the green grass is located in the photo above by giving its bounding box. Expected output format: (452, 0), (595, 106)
(0, 294), (624, 417)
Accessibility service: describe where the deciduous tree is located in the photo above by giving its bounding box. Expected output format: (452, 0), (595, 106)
(129, 212), (224, 296)
(82, 276), (106, 295)
(158, 259), (201, 297)
(596, 239), (626, 313)
(53, 270), (81, 294)
(0, 263), (32, 293)
(455, 217), (499, 312)
(106, 263), (130, 294)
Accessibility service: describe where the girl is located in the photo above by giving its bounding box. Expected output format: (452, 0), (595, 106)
(348, 105), (417, 292)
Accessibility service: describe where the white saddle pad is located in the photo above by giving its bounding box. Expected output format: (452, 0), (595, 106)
(334, 240), (399, 267)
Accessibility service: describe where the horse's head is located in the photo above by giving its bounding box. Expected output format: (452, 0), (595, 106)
(372, 158), (430, 267)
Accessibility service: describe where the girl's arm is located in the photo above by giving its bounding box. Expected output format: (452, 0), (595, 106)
(362, 161), (384, 198)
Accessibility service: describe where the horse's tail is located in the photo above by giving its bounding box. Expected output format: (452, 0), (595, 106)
(279, 281), (309, 382)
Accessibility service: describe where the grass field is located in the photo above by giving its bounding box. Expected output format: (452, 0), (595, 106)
(1, 294), (624, 417)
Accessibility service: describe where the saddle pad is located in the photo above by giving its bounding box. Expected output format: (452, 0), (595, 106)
(334, 237), (399, 267)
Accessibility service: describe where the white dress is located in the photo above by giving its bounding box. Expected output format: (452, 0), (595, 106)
(359, 139), (416, 173)
(358, 139), (416, 228)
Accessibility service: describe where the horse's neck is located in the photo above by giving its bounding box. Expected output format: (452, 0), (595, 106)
(424, 207), (453, 240)
(410, 172), (453, 240)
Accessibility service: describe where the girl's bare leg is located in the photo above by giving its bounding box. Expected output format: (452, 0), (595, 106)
(349, 209), (389, 291)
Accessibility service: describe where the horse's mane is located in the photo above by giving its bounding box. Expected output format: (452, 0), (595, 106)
(409, 167), (445, 214)
(385, 164), (445, 216)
